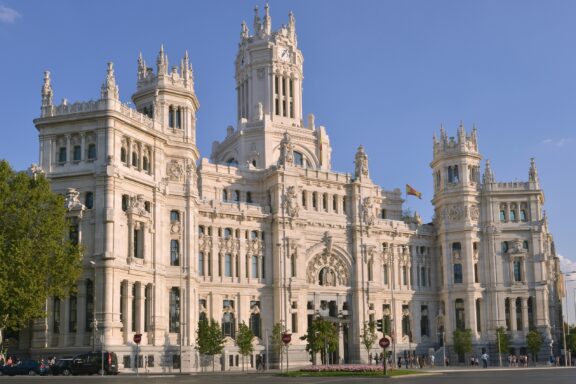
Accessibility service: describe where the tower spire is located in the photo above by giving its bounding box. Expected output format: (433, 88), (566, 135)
(137, 51), (148, 80)
(288, 10), (296, 41)
(253, 5), (261, 35)
(241, 20), (249, 39)
(263, 3), (271, 35)
(157, 44), (167, 76)
(101, 62), (119, 100)
(483, 159), (494, 184)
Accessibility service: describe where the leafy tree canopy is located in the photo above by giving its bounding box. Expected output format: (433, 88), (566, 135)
(300, 318), (339, 356)
(236, 321), (255, 357)
(361, 321), (378, 356)
(497, 326), (510, 355)
(452, 328), (473, 357)
(195, 318), (224, 357)
(526, 330), (543, 359)
(0, 160), (82, 331)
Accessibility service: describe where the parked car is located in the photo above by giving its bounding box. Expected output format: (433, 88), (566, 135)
(51, 358), (74, 376)
(0, 359), (50, 376)
(69, 351), (119, 375)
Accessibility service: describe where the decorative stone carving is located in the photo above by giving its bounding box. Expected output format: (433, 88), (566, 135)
(167, 160), (184, 181)
(128, 194), (148, 216)
(354, 145), (369, 179)
(362, 197), (375, 227)
(443, 204), (464, 222)
(64, 188), (85, 212)
(283, 185), (299, 218)
(278, 131), (294, 167)
(322, 231), (333, 257)
(469, 204), (480, 221)
(306, 250), (349, 286)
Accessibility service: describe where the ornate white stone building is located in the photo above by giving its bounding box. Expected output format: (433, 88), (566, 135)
(28, 5), (563, 372)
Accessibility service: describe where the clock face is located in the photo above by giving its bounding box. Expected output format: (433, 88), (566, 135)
(279, 47), (290, 62)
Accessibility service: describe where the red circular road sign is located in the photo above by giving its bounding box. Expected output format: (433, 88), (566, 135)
(133, 333), (142, 344)
(282, 333), (292, 344)
(379, 337), (390, 349)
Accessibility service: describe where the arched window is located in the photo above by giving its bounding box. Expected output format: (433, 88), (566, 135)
(312, 192), (317, 210)
(120, 147), (127, 164)
(169, 106), (175, 128)
(170, 210), (180, 222)
(222, 311), (236, 338)
(453, 165), (459, 183)
(226, 158), (239, 166)
(294, 151), (304, 167)
(322, 193), (328, 211)
(448, 166), (454, 183)
(520, 209), (527, 221)
(224, 228), (232, 239)
(132, 151), (138, 167)
(452, 242), (461, 258)
(143, 156), (149, 172)
(175, 107), (182, 128)
(249, 311), (261, 338)
(455, 299), (465, 330)
(510, 210), (516, 222)
(301, 191), (307, 208)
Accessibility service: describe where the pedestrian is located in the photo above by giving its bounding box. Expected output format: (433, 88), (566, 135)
(430, 355), (435, 367)
(481, 352), (488, 368)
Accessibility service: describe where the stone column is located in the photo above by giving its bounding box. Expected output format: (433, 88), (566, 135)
(76, 279), (87, 347)
(135, 282), (144, 333)
(510, 298), (517, 331)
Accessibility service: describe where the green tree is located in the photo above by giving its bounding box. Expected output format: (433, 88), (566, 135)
(0, 160), (82, 337)
(526, 330), (543, 362)
(452, 328), (472, 363)
(236, 321), (254, 371)
(497, 327), (510, 356)
(300, 318), (338, 365)
(270, 322), (285, 369)
(567, 325), (576, 359)
(361, 321), (377, 363)
(195, 319), (224, 372)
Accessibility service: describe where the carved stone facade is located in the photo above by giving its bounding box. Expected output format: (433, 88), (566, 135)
(29, 5), (562, 373)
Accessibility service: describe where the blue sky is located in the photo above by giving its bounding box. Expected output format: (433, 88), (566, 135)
(1, 0), (575, 303)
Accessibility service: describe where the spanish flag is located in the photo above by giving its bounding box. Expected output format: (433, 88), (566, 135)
(406, 184), (422, 199)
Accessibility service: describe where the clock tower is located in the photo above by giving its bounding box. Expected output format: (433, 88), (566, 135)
(211, 4), (331, 170)
(236, 4), (303, 124)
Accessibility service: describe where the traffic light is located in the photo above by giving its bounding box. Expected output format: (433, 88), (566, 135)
(376, 319), (383, 332)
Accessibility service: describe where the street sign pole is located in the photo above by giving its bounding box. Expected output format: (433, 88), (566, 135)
(282, 333), (292, 372)
(379, 337), (390, 376)
(134, 333), (142, 376)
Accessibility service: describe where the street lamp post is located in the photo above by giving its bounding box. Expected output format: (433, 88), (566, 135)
(89, 260), (97, 354)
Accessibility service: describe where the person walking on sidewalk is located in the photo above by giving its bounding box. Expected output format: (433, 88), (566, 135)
(481, 353), (489, 368)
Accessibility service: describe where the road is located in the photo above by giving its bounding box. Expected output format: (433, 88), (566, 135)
(0, 367), (574, 384)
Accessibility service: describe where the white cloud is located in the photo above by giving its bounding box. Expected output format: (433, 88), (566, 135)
(542, 138), (571, 147)
(0, 5), (21, 23)
(558, 254), (576, 274)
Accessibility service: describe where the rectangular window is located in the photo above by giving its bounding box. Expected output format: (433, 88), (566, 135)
(514, 260), (522, 282)
(170, 239), (180, 266)
(198, 252), (204, 276)
(58, 147), (67, 163)
(225, 254), (232, 277)
(53, 297), (61, 334)
(69, 295), (77, 333)
(251, 255), (258, 278)
(476, 299), (482, 332)
(453, 263), (463, 284)
(169, 288), (180, 333)
(170, 210), (180, 222)
(520, 210), (527, 221)
(87, 143), (97, 160)
(474, 263), (479, 283)
(246, 192), (253, 203)
(72, 145), (80, 161)
(383, 264), (389, 285)
(134, 228), (144, 259)
(420, 305), (429, 337)
(291, 312), (298, 333)
(402, 266), (408, 285)
(501, 241), (509, 253)
(500, 210), (506, 222)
